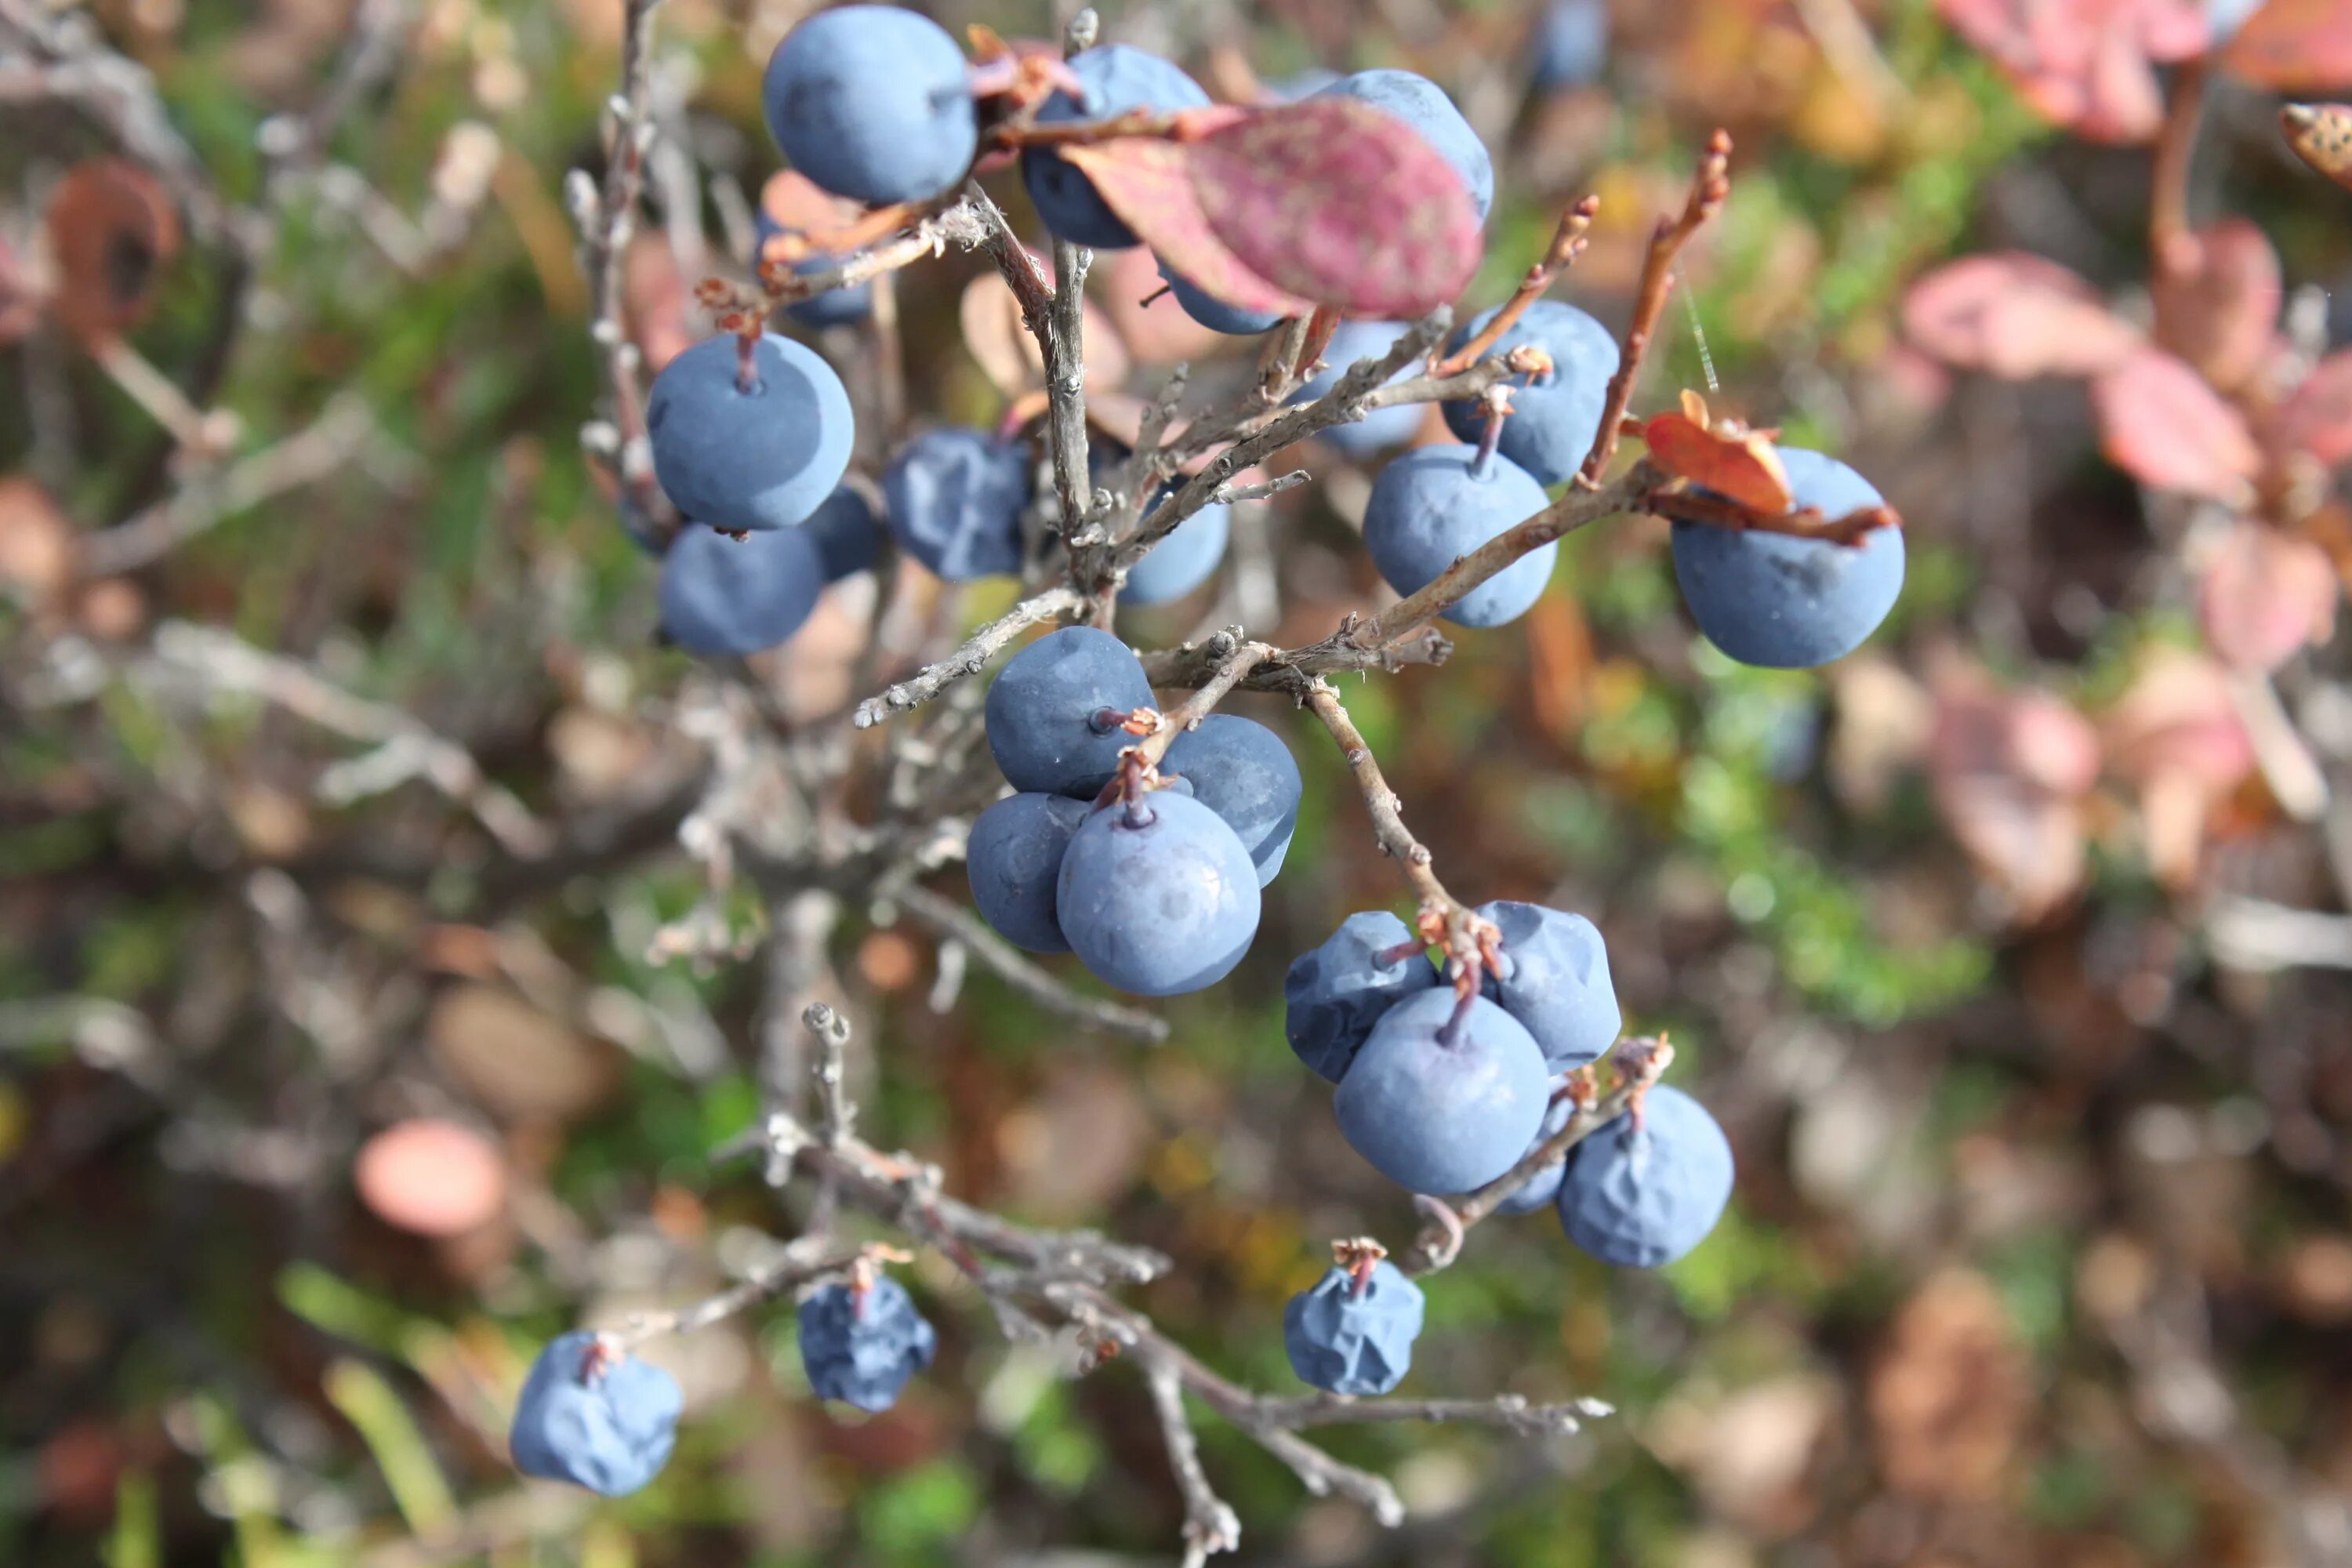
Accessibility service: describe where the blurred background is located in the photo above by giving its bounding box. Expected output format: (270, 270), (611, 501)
(5, 0), (2352, 1563)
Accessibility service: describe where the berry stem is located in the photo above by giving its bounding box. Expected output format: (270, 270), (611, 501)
(733, 329), (760, 394)
(1468, 387), (1510, 480)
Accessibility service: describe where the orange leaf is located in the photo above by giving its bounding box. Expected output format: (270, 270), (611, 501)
(1642, 393), (1793, 513)
(2280, 103), (2352, 189)
(2226, 0), (2352, 91)
(1903, 252), (2143, 379)
(2089, 348), (2260, 502)
(43, 158), (180, 342)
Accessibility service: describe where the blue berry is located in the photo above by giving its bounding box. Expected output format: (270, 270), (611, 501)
(884, 426), (1031, 581)
(1555, 1084), (1734, 1267)
(1314, 70), (1493, 222)
(1362, 445), (1555, 628)
(1333, 989), (1549, 1194)
(967, 792), (1091, 953)
(648, 332), (855, 535)
(762, 7), (978, 205)
(1439, 301), (1619, 485)
(1283, 1261), (1425, 1396)
(509, 1332), (681, 1497)
(802, 485), (883, 582)
(1122, 501), (1230, 606)
(1159, 263), (1281, 336)
(1490, 1091), (1575, 1215)
(754, 211), (873, 328)
(1055, 792), (1261, 995)
(1475, 901), (1620, 1071)
(1296, 320), (1426, 456)
(1669, 447), (1904, 669)
(1533, 0), (1610, 89)
(1023, 46), (1211, 249)
(1283, 911), (1437, 1083)
(797, 1276), (938, 1413)
(985, 626), (1156, 797)
(659, 522), (826, 655)
(1161, 713), (1301, 887)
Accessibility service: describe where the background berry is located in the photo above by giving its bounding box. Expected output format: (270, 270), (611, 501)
(761, 7), (978, 205)
(797, 1276), (938, 1413)
(509, 1333), (682, 1497)
(1475, 900), (1621, 1069)
(1160, 713), (1301, 886)
(659, 521), (826, 655)
(967, 792), (1091, 953)
(1284, 910), (1438, 1083)
(884, 426), (1031, 582)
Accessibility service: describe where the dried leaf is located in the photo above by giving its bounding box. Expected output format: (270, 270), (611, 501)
(1869, 1269), (2028, 1501)
(958, 260), (1134, 400)
(2089, 348), (2260, 502)
(2280, 103), (2352, 189)
(2102, 649), (2255, 890)
(2226, 0), (2352, 91)
(2274, 349), (2352, 466)
(2153, 220), (2281, 394)
(1644, 390), (1795, 514)
(1938, 0), (2209, 143)
(43, 158), (182, 341)
(622, 230), (693, 375)
(1094, 245), (1224, 365)
(758, 168), (862, 237)
(2197, 521), (2340, 672)
(1187, 98), (1484, 318)
(427, 983), (622, 1124)
(0, 477), (76, 604)
(1054, 139), (1314, 319)
(1903, 252), (2143, 379)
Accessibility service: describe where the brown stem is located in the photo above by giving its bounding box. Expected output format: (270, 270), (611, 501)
(1431, 194), (1599, 377)
(1303, 680), (1467, 925)
(2150, 59), (2207, 280)
(1577, 130), (1732, 488)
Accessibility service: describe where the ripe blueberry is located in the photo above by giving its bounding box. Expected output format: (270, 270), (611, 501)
(798, 1276), (938, 1413)
(1283, 1260), (1425, 1396)
(647, 332), (855, 535)
(1555, 1084), (1734, 1267)
(762, 7), (978, 205)
(1362, 444), (1555, 628)
(1056, 792), (1261, 996)
(984, 626), (1156, 797)
(1283, 910), (1438, 1083)
(509, 1331), (681, 1497)
(1333, 989), (1549, 1194)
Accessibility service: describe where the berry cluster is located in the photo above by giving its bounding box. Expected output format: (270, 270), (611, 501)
(970, 627), (1301, 995)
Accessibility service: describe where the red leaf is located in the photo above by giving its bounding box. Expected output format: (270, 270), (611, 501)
(1902, 252), (2143, 378)
(2224, 0), (2352, 91)
(1929, 663), (2100, 920)
(1939, 0), (2210, 143)
(1053, 139), (1314, 320)
(2274, 350), (2352, 467)
(42, 158), (181, 342)
(2198, 521), (2341, 671)
(1187, 98), (1484, 318)
(2152, 220), (2281, 394)
(2089, 348), (2260, 502)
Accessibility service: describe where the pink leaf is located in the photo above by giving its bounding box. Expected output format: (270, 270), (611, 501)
(2198, 521), (2341, 671)
(1187, 98), (1484, 318)
(1052, 139), (1316, 320)
(2223, 0), (2352, 91)
(2100, 649), (2257, 888)
(2089, 348), (2261, 502)
(2153, 220), (2282, 394)
(2274, 350), (2352, 468)
(1902, 252), (2142, 378)
(1938, 0), (2211, 143)
(1929, 663), (2101, 920)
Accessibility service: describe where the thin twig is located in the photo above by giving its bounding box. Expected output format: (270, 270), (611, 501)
(1147, 1361), (1243, 1563)
(892, 884), (1171, 1043)
(851, 586), (1083, 729)
(1431, 195), (1599, 377)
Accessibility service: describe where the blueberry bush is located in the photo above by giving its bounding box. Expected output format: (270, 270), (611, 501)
(5, 0), (2352, 1563)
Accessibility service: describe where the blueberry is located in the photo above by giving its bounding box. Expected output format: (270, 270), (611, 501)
(1161, 713), (1301, 886)
(754, 210), (873, 328)
(1532, 0), (1610, 90)
(1283, 911), (1437, 1083)
(1555, 1084), (1733, 1267)
(797, 1276), (938, 1413)
(1362, 445), (1555, 628)
(1490, 1091), (1575, 1215)
(802, 485), (883, 582)
(1295, 320), (1426, 457)
(984, 626), (1156, 797)
(1474, 901), (1620, 1071)
(1333, 989), (1549, 1194)
(762, 7), (978, 205)
(659, 521), (826, 655)
(1283, 1261), (1425, 1396)
(647, 332), (855, 535)
(1055, 792), (1261, 996)
(1314, 69), (1493, 222)
(884, 426), (1032, 581)
(509, 1332), (681, 1497)
(1122, 501), (1230, 606)
(1668, 447), (1904, 669)
(1023, 46), (1211, 249)
(1158, 262), (1281, 336)
(967, 792), (1091, 953)
(1439, 301), (1619, 485)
